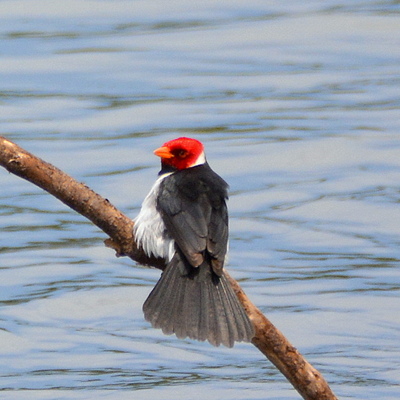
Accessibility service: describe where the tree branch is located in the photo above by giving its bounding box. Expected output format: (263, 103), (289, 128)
(0, 136), (338, 400)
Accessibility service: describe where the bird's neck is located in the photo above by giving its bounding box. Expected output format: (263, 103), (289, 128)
(159, 151), (207, 176)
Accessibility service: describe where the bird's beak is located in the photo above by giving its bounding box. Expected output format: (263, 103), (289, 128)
(154, 146), (174, 159)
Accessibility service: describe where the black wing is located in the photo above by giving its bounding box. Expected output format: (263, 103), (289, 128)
(156, 163), (228, 275)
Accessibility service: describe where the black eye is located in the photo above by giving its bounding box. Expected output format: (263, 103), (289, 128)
(177, 149), (188, 158)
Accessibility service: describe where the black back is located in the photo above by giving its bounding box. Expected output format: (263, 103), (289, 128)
(156, 163), (228, 276)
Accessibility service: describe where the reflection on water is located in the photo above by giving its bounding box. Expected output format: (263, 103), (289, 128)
(1, 1), (400, 399)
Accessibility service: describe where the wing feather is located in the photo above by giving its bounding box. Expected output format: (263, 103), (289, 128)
(156, 164), (228, 272)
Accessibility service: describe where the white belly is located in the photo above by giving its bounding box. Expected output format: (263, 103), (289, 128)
(133, 174), (175, 261)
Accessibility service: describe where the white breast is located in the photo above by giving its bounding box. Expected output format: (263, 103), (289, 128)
(133, 174), (175, 261)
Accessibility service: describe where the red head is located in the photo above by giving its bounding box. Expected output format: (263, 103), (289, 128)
(154, 137), (206, 170)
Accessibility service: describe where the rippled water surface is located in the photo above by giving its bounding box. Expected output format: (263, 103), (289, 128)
(1, 1), (400, 399)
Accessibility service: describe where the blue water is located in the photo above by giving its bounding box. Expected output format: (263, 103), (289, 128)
(1, 1), (400, 399)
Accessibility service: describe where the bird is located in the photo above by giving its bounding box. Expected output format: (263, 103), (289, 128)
(134, 137), (254, 347)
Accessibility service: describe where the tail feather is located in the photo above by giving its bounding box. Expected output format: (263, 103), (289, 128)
(220, 274), (248, 340)
(181, 276), (201, 340)
(143, 252), (254, 347)
(198, 280), (210, 342)
(207, 274), (225, 346)
(146, 258), (182, 335)
(214, 275), (239, 347)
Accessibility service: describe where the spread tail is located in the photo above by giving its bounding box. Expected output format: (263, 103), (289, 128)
(143, 252), (254, 347)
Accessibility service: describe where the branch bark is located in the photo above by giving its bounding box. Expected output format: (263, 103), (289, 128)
(0, 136), (338, 400)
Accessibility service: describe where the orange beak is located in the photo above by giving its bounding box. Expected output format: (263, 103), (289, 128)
(153, 146), (174, 159)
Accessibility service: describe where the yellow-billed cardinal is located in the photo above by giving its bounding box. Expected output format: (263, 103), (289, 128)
(134, 137), (254, 347)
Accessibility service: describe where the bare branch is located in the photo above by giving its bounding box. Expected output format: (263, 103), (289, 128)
(228, 274), (338, 400)
(0, 136), (338, 400)
(0, 136), (164, 268)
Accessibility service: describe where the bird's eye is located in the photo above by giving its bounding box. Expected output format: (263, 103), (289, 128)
(177, 149), (188, 158)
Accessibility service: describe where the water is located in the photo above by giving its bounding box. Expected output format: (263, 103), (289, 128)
(1, 1), (400, 399)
